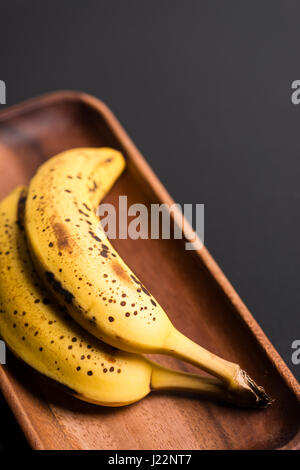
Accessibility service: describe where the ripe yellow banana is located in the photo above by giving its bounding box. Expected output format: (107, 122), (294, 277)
(0, 186), (244, 407)
(25, 148), (271, 407)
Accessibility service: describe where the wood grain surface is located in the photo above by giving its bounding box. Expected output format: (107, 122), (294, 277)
(0, 91), (299, 450)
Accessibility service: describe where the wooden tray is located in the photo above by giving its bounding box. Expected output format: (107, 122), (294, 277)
(0, 91), (299, 450)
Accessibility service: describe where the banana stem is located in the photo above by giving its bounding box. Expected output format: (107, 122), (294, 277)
(162, 329), (272, 408)
(151, 364), (231, 405)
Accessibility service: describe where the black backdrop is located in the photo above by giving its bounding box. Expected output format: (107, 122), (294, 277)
(0, 1), (299, 449)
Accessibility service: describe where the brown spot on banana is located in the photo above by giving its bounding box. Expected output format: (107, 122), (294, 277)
(111, 262), (131, 284)
(51, 220), (74, 250)
(45, 271), (74, 304)
(16, 190), (27, 230)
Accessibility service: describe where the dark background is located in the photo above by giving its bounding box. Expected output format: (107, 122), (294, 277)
(0, 0), (299, 449)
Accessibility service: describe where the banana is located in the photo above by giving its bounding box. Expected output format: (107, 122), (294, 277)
(0, 186), (245, 407)
(25, 148), (271, 408)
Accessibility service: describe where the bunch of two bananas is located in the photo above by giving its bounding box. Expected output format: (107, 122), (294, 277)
(0, 148), (270, 408)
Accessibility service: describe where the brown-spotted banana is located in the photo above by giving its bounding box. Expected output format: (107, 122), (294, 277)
(25, 148), (271, 408)
(0, 186), (248, 407)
